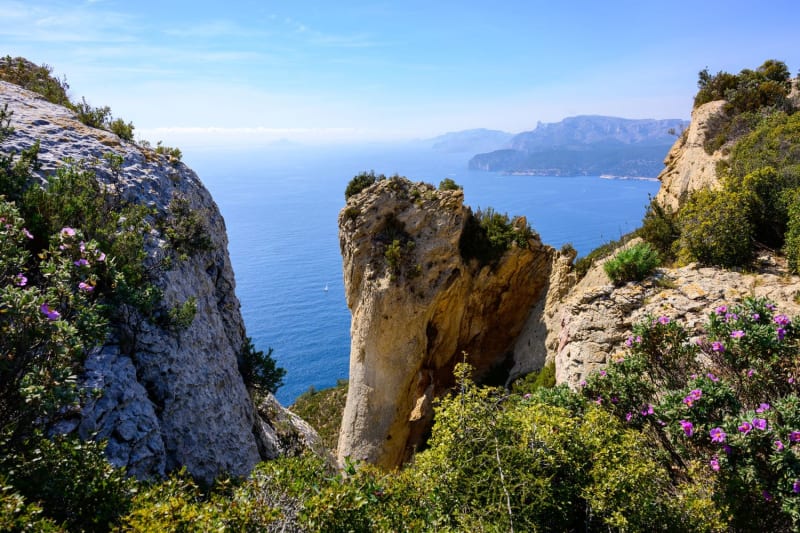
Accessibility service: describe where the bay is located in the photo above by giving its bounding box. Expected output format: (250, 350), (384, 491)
(185, 144), (660, 404)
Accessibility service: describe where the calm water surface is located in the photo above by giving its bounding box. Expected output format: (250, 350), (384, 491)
(186, 145), (660, 404)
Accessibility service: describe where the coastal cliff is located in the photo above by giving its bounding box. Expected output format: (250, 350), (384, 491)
(0, 80), (319, 482)
(654, 100), (726, 210)
(337, 178), (552, 468)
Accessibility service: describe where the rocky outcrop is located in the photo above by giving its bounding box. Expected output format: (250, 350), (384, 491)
(0, 80), (318, 482)
(654, 100), (727, 210)
(337, 178), (552, 468)
(550, 242), (800, 389)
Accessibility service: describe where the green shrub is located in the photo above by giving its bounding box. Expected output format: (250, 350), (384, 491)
(238, 337), (286, 396)
(638, 196), (680, 259)
(0, 480), (60, 532)
(344, 170), (385, 200)
(1, 436), (134, 532)
(677, 188), (753, 267)
(154, 141), (182, 163)
(459, 207), (533, 265)
(573, 231), (637, 279)
(783, 189), (800, 273)
(0, 56), (70, 107)
(74, 97), (112, 130)
(109, 118), (134, 142)
(511, 361), (556, 395)
(438, 177), (462, 191)
(603, 241), (660, 284)
(162, 194), (213, 259)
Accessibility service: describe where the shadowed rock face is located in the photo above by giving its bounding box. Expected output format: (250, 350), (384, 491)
(0, 81), (320, 482)
(337, 178), (552, 468)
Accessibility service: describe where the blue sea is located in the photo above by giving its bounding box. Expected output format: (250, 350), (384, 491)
(185, 144), (660, 405)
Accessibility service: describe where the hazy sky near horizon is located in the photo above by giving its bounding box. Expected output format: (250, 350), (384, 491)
(3, 0), (800, 146)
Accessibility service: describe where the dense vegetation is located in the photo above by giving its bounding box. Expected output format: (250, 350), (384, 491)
(16, 298), (792, 531)
(290, 379), (349, 452)
(460, 207), (534, 265)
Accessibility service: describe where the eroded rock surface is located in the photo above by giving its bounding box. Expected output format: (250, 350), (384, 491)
(655, 100), (726, 210)
(337, 178), (552, 468)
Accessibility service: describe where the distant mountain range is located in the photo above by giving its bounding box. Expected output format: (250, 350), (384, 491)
(459, 116), (690, 177)
(428, 128), (514, 154)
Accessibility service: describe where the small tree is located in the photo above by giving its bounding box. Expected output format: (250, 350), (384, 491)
(238, 337), (285, 395)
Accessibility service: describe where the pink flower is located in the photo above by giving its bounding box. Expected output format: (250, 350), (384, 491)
(22, 228), (33, 239)
(747, 369), (755, 378)
(598, 370), (607, 378)
(625, 336), (633, 347)
(707, 372), (720, 382)
(683, 389), (702, 407)
(14, 273), (27, 287)
(625, 412), (633, 422)
(74, 258), (90, 267)
(95, 251), (106, 262)
(640, 404), (654, 416)
(730, 330), (745, 339)
(775, 440), (785, 451)
(738, 421), (753, 435)
(777, 328), (786, 341)
(657, 316), (670, 325)
(794, 480), (800, 494)
(40, 303), (60, 321)
(752, 313), (760, 321)
(756, 403), (770, 413)
(752, 418), (767, 431)
(711, 341), (725, 352)
(710, 427), (726, 443)
(680, 419), (694, 437)
(775, 314), (791, 327)
(78, 281), (94, 292)
(595, 396), (603, 405)
(710, 456), (720, 471)
(763, 490), (772, 501)
(60, 227), (76, 238)
(715, 305), (727, 315)
(790, 431), (800, 443)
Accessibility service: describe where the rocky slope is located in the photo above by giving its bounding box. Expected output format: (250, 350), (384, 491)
(654, 100), (727, 210)
(546, 241), (800, 388)
(337, 178), (552, 468)
(0, 80), (319, 482)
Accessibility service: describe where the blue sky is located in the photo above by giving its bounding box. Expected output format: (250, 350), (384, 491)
(3, 0), (800, 146)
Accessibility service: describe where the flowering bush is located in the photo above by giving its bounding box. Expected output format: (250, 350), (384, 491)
(582, 297), (800, 530)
